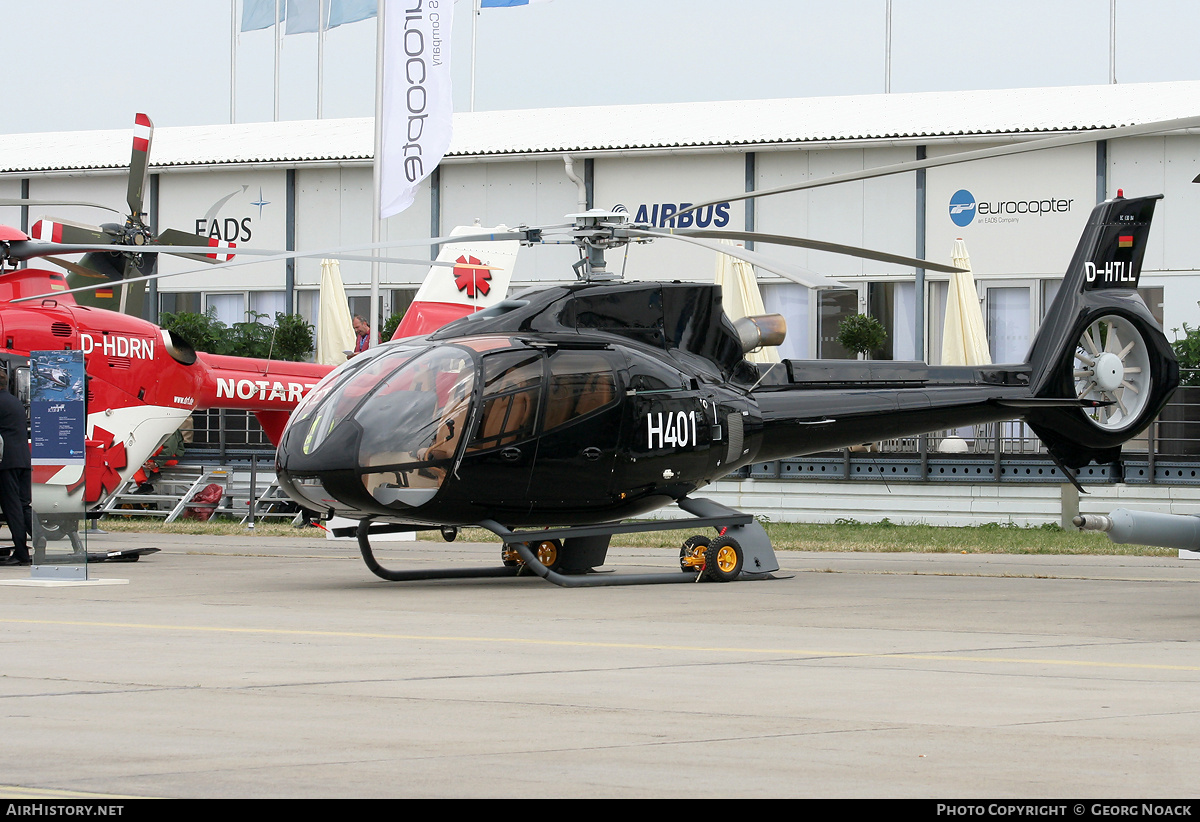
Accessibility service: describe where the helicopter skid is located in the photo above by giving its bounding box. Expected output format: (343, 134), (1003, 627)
(354, 497), (779, 587)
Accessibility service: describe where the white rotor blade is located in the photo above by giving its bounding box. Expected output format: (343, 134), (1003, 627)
(623, 228), (847, 289)
(13, 230), (532, 303)
(678, 114), (1200, 217)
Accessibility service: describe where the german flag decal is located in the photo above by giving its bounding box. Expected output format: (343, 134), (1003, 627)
(96, 288), (114, 298)
(1118, 235), (1134, 247)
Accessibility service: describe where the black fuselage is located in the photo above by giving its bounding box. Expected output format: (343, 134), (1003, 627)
(277, 196), (1179, 528)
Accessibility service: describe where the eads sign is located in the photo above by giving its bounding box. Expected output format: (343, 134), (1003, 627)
(948, 189), (1074, 227)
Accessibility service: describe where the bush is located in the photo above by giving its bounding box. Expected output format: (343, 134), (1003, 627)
(1171, 323), (1200, 387)
(226, 311), (276, 359)
(160, 310), (227, 354)
(270, 312), (315, 362)
(160, 310), (314, 362)
(836, 314), (887, 358)
(381, 312), (405, 343)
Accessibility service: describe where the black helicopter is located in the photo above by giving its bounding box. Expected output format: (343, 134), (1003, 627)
(21, 113), (1182, 586)
(274, 192), (1177, 587)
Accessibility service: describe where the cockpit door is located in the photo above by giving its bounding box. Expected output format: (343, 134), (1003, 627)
(526, 349), (623, 508)
(456, 349), (544, 517)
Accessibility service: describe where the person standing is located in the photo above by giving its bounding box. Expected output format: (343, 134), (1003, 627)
(0, 366), (32, 566)
(349, 314), (376, 358)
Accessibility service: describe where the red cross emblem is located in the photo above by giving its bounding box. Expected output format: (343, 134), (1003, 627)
(453, 255), (491, 299)
(68, 426), (128, 504)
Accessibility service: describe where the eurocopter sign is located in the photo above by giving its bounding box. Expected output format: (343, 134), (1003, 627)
(926, 143), (1092, 276)
(948, 189), (1076, 227)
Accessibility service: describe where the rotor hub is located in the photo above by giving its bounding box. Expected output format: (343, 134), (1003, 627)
(1092, 351), (1124, 392)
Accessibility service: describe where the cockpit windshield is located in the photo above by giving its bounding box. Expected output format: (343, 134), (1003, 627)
(300, 346), (421, 456)
(283, 344), (474, 508)
(355, 346), (474, 469)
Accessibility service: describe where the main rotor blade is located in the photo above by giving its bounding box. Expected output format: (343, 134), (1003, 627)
(621, 228), (847, 289)
(5, 240), (145, 261)
(10, 237), (472, 270)
(28, 218), (113, 245)
(678, 114), (1200, 217)
(155, 228), (236, 262)
(14, 230), (537, 303)
(127, 113), (153, 220)
(43, 256), (109, 279)
(626, 226), (964, 274)
(0, 199), (123, 215)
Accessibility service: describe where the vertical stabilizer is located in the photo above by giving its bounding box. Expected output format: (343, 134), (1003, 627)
(1024, 194), (1178, 468)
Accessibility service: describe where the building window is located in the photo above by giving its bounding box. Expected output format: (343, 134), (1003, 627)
(1137, 286), (1164, 327)
(296, 290), (320, 329)
(251, 291), (288, 323)
(207, 293), (247, 327)
(761, 283), (810, 360)
(347, 296), (384, 331)
(390, 288), (417, 320)
(867, 282), (916, 361)
(926, 280), (949, 365)
(818, 289), (858, 359)
(160, 292), (202, 316)
(985, 285), (1032, 364)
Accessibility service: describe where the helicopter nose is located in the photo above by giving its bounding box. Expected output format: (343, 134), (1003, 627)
(276, 344), (477, 515)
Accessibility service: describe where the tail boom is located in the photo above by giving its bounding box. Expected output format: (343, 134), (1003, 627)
(748, 194), (1178, 470)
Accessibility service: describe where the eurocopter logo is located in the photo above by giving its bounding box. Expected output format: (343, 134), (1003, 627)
(949, 189), (1075, 227)
(949, 190), (977, 227)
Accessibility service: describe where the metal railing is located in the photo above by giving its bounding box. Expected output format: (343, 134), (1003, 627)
(188, 409), (274, 460)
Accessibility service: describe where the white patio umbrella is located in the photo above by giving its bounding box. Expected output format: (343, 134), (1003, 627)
(317, 258), (356, 366)
(715, 240), (781, 364)
(939, 238), (991, 452)
(942, 238), (991, 367)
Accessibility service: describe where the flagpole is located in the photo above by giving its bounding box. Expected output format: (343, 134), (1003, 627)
(470, 0), (478, 111)
(1109, 0), (1117, 84)
(273, 0), (281, 121)
(230, 0), (237, 123)
(371, 0), (387, 350)
(317, 0), (326, 118)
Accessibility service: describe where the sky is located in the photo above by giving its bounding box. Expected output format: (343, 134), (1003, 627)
(3, 0), (1200, 135)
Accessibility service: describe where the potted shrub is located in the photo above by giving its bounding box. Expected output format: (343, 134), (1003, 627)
(836, 313), (887, 360)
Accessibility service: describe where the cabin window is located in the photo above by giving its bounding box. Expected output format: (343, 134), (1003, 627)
(468, 351), (542, 451)
(541, 352), (617, 433)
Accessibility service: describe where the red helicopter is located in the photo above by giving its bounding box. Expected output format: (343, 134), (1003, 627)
(0, 114), (523, 551)
(0, 228), (521, 551)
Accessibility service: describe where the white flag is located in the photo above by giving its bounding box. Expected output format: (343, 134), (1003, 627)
(379, 0), (454, 218)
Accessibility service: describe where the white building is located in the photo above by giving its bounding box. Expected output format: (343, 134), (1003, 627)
(1, 80), (1196, 365)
